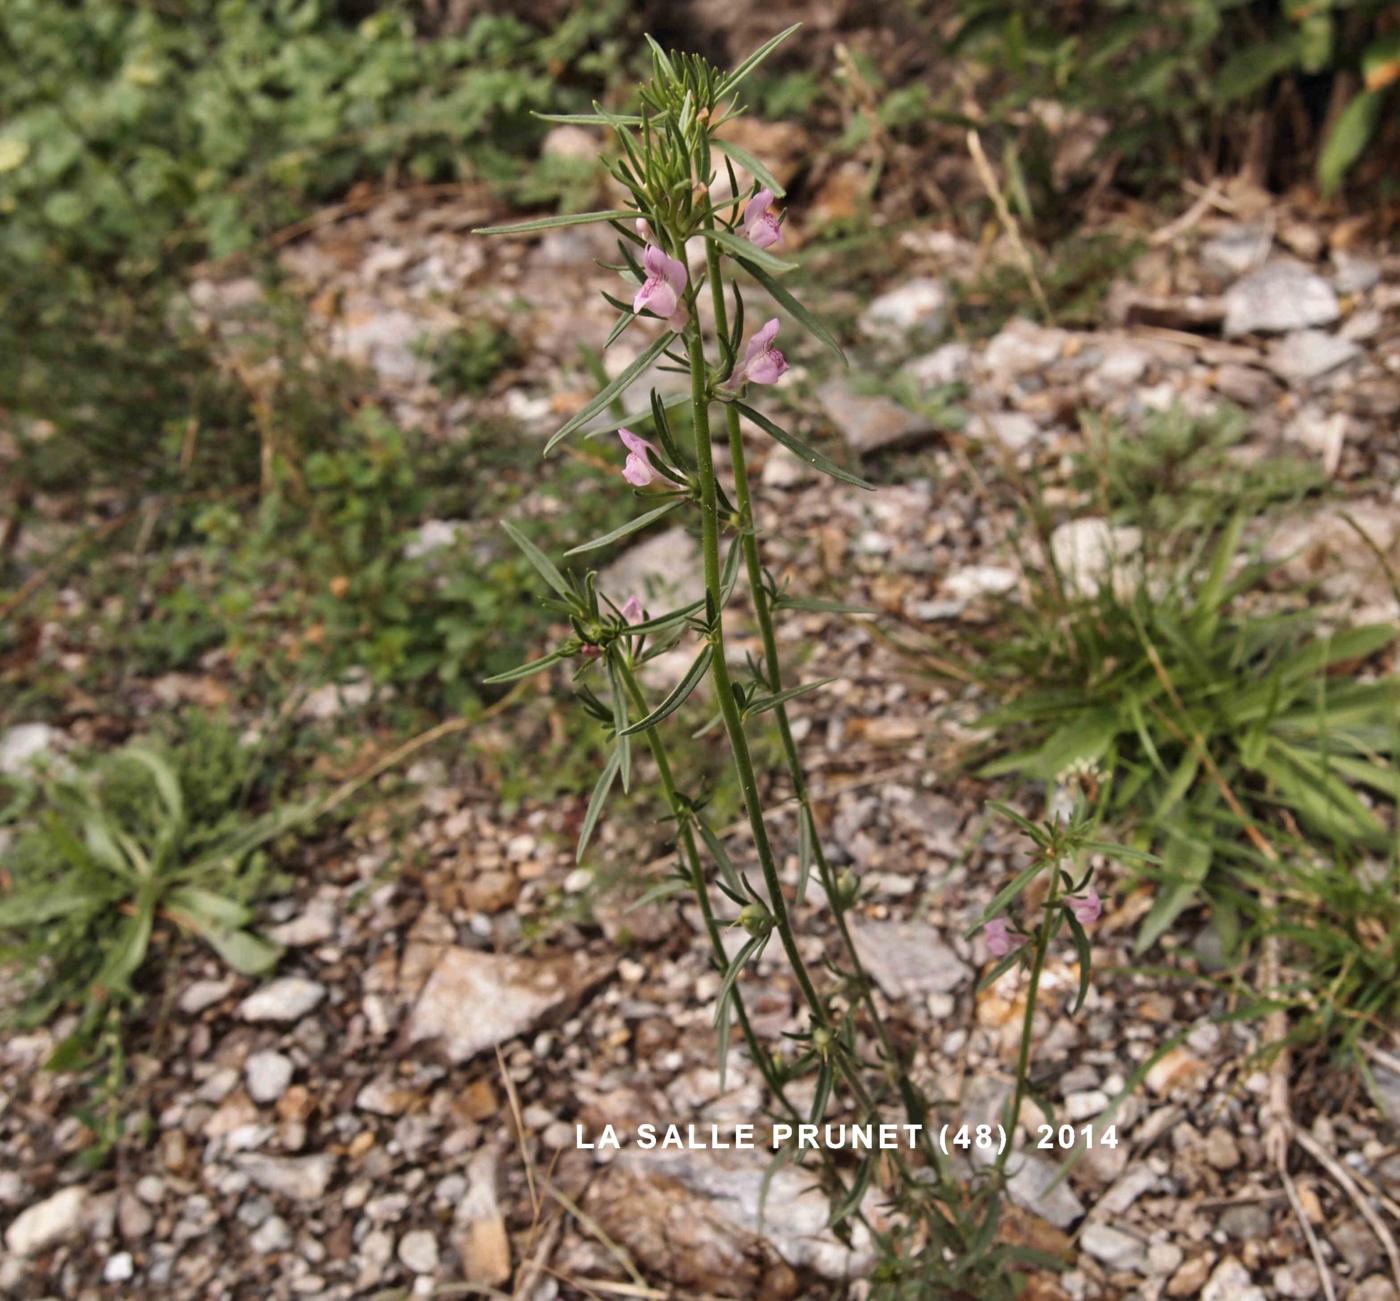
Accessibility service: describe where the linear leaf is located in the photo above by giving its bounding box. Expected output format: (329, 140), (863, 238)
(735, 402), (872, 490)
(712, 138), (786, 196)
(532, 112), (643, 127)
(620, 645), (713, 735)
(473, 209), (637, 236)
(734, 256), (846, 362)
(547, 330), (676, 454)
(1064, 910), (1093, 1015)
(697, 816), (745, 897)
(577, 744), (624, 862)
(746, 677), (836, 718)
(482, 648), (568, 685)
(563, 499), (681, 556)
(501, 520), (571, 598)
(700, 226), (794, 274)
(718, 23), (803, 97)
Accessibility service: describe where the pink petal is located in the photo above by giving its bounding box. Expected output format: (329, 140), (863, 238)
(984, 917), (1020, 958)
(744, 346), (787, 386)
(749, 216), (782, 250)
(617, 427), (652, 458)
(745, 318), (781, 362)
(622, 453), (655, 487)
(744, 189), (774, 232)
(661, 250), (688, 297)
(1068, 889), (1103, 926)
(621, 596), (644, 623)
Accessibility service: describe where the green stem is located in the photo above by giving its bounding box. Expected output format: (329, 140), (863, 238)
(995, 861), (1062, 1182)
(701, 236), (942, 1167)
(682, 318), (827, 1023)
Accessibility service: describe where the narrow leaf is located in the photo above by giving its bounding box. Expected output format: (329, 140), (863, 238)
(564, 499), (681, 556)
(548, 330), (676, 454)
(620, 645), (713, 735)
(474, 210), (638, 236)
(501, 520), (571, 598)
(746, 676), (836, 718)
(735, 256), (847, 362)
(482, 649), (568, 685)
(1063, 910), (1093, 1015)
(700, 226), (795, 274)
(719, 23), (803, 97)
(735, 402), (872, 490)
(577, 745), (623, 862)
(712, 139), (787, 197)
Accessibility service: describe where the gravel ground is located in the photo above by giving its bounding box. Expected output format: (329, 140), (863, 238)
(3, 171), (1399, 1299)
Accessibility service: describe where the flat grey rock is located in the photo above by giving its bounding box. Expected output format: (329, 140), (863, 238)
(849, 919), (971, 997)
(1223, 261), (1340, 336)
(818, 379), (932, 456)
(1265, 329), (1360, 384)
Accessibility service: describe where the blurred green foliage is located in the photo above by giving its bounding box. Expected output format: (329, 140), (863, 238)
(948, 0), (1399, 195)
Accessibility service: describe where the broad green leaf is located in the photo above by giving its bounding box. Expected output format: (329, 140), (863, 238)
(547, 330), (676, 454)
(201, 927), (281, 975)
(96, 907), (154, 993)
(473, 210), (638, 236)
(620, 645), (713, 736)
(122, 747), (185, 825)
(1135, 826), (1211, 954)
(1318, 90), (1383, 195)
(501, 520), (571, 599)
(563, 499), (681, 556)
(712, 138), (786, 197)
(734, 402), (872, 490)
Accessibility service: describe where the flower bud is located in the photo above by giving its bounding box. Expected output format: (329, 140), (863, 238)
(836, 870), (859, 908)
(812, 1026), (833, 1055)
(736, 903), (772, 936)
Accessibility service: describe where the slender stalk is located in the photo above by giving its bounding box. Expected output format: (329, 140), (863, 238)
(702, 236), (942, 1167)
(995, 862), (1062, 1183)
(681, 316), (827, 1022)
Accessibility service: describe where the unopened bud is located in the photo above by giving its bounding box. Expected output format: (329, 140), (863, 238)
(736, 903), (772, 936)
(836, 870), (859, 907)
(812, 1026), (833, 1055)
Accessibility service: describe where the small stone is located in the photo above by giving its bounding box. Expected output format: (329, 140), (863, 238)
(267, 904), (336, 948)
(1331, 1217), (1382, 1274)
(1081, 1223), (1147, 1271)
(407, 946), (587, 1064)
(179, 978), (236, 1015)
(1064, 1090), (1109, 1122)
(1219, 1204), (1270, 1240)
(1004, 1152), (1086, 1230)
(238, 978), (326, 1024)
(943, 565), (1018, 604)
(1168, 1256), (1213, 1297)
(1202, 224), (1272, 280)
(1332, 252), (1380, 294)
(818, 379), (932, 456)
(1148, 1242), (1184, 1276)
(235, 1154), (335, 1203)
(904, 342), (970, 390)
(1266, 330), (1361, 384)
(117, 1191), (153, 1241)
(1351, 1280), (1400, 1301)
(984, 318), (1067, 378)
(1272, 1261), (1322, 1298)
(4, 1186), (88, 1256)
(1223, 261), (1340, 336)
(1145, 1047), (1207, 1097)
(398, 1229), (439, 1275)
(601, 526), (704, 614)
(860, 277), (949, 340)
(1212, 363), (1280, 407)
(1204, 1128), (1240, 1171)
(760, 446), (810, 488)
(245, 1051), (294, 1105)
(1202, 1256), (1267, 1301)
(971, 410), (1040, 450)
(0, 723), (61, 776)
(135, 1175), (165, 1205)
(103, 1252), (135, 1283)
(849, 919), (971, 998)
(1049, 518), (1142, 599)
(250, 1215), (293, 1254)
(1284, 407), (1347, 476)
(454, 1150), (511, 1285)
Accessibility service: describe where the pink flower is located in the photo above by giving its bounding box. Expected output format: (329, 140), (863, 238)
(579, 644), (602, 659)
(1067, 888), (1102, 927)
(726, 318), (788, 389)
(633, 244), (688, 331)
(617, 427), (674, 488)
(742, 188), (783, 250)
(984, 917), (1021, 958)
(620, 595), (644, 623)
